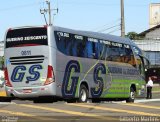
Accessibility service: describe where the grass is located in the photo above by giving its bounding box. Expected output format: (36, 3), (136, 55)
(153, 84), (160, 92)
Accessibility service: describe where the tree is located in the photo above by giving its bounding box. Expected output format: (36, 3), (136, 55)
(0, 56), (4, 70)
(126, 32), (141, 40)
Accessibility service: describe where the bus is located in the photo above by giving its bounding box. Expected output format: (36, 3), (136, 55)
(4, 25), (149, 103)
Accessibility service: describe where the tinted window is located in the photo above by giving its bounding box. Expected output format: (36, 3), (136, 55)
(132, 46), (145, 73)
(98, 40), (109, 60)
(87, 38), (98, 59)
(123, 45), (136, 67)
(55, 31), (98, 58)
(106, 42), (123, 62)
(132, 46), (142, 56)
(85, 41), (94, 58)
(6, 27), (48, 48)
(72, 35), (86, 57)
(105, 42), (136, 66)
(55, 31), (70, 55)
(55, 31), (136, 67)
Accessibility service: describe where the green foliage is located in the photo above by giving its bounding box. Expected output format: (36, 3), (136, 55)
(126, 32), (143, 40)
(0, 56), (4, 70)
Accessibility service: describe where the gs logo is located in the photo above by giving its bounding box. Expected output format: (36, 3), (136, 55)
(11, 65), (43, 82)
(62, 60), (106, 98)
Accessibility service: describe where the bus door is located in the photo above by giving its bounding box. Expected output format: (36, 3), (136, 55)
(132, 46), (148, 78)
(135, 56), (145, 77)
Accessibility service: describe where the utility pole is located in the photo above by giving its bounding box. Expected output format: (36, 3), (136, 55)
(40, 0), (52, 25)
(121, 0), (125, 37)
(46, 0), (52, 25)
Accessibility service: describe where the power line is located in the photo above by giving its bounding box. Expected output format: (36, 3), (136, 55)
(0, 2), (42, 12)
(93, 19), (120, 31)
(58, 1), (148, 7)
(107, 28), (121, 34)
(58, 1), (120, 6)
(97, 24), (120, 33)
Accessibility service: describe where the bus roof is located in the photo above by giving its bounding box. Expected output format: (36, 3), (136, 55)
(54, 26), (137, 47)
(6, 25), (137, 47)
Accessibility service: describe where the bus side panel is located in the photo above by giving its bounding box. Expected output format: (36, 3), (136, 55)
(55, 49), (145, 100)
(55, 51), (98, 98)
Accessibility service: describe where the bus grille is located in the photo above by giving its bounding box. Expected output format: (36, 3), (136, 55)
(9, 55), (45, 65)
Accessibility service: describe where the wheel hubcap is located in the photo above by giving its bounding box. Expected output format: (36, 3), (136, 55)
(81, 89), (87, 102)
(131, 91), (135, 99)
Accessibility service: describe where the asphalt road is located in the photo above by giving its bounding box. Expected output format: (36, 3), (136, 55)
(0, 86), (160, 122)
(0, 99), (160, 122)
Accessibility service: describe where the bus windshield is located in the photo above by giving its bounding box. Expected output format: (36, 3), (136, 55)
(5, 27), (48, 48)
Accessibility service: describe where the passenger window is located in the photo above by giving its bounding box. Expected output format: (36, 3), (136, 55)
(66, 36), (72, 56)
(98, 42), (106, 60)
(55, 31), (70, 55)
(85, 41), (93, 58)
(55, 31), (137, 66)
(107, 43), (122, 62)
(93, 42), (98, 59)
(72, 35), (86, 57)
(105, 42), (136, 67)
(86, 38), (98, 59)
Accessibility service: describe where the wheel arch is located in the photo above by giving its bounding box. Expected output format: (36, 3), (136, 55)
(78, 81), (89, 97)
(130, 84), (136, 92)
(126, 84), (136, 103)
(80, 81), (89, 91)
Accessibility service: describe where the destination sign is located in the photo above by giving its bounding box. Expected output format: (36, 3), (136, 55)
(6, 27), (48, 48)
(6, 35), (47, 42)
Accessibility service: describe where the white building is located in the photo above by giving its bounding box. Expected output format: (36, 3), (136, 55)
(134, 39), (160, 66)
(134, 3), (160, 68)
(135, 23), (160, 67)
(149, 3), (160, 28)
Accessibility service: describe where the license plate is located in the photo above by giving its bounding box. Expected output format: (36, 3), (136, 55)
(23, 89), (32, 93)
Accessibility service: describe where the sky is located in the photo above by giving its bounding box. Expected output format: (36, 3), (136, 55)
(0, 0), (160, 41)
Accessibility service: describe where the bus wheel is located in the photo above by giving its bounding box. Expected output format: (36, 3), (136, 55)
(79, 85), (88, 103)
(126, 87), (135, 103)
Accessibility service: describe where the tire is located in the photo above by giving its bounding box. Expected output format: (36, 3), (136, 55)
(33, 97), (56, 103)
(78, 85), (88, 103)
(92, 99), (101, 103)
(33, 99), (42, 103)
(0, 97), (12, 102)
(66, 99), (77, 103)
(126, 87), (135, 103)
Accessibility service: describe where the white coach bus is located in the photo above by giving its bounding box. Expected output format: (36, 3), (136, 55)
(4, 25), (148, 103)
